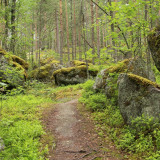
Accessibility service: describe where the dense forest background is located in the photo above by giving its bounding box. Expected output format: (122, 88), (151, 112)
(1, 0), (160, 67)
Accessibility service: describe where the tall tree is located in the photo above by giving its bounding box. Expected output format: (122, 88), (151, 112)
(65, 0), (70, 62)
(10, 0), (16, 54)
(91, 1), (95, 64)
(59, 0), (63, 64)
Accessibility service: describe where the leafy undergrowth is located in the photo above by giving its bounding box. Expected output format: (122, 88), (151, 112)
(79, 80), (160, 160)
(0, 80), (83, 160)
(0, 94), (51, 160)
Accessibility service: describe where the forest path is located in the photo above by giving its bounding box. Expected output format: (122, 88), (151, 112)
(42, 99), (123, 160)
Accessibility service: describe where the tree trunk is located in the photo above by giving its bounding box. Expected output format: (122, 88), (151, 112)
(59, 0), (63, 64)
(91, 1), (95, 64)
(96, 0), (100, 63)
(65, 0), (70, 62)
(55, 9), (60, 55)
(4, 0), (9, 50)
(73, 0), (77, 59)
(11, 0), (16, 54)
(70, 0), (74, 60)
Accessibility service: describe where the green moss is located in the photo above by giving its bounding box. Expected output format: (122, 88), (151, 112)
(11, 55), (29, 70)
(0, 47), (28, 78)
(11, 62), (27, 78)
(71, 60), (86, 66)
(30, 64), (53, 79)
(106, 59), (132, 74)
(53, 65), (87, 76)
(40, 57), (59, 66)
(128, 73), (160, 88)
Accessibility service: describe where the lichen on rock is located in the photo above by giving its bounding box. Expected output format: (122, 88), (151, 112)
(118, 73), (160, 124)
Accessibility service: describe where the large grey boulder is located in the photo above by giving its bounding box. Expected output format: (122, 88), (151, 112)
(93, 58), (155, 93)
(29, 61), (63, 81)
(93, 69), (107, 90)
(52, 65), (98, 85)
(118, 73), (160, 124)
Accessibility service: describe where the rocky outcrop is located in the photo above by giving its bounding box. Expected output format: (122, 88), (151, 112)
(29, 59), (62, 81)
(93, 59), (132, 91)
(148, 26), (160, 72)
(0, 47), (28, 88)
(93, 58), (155, 92)
(118, 73), (160, 124)
(52, 65), (98, 85)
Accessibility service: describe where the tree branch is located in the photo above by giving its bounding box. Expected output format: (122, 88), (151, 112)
(81, 34), (93, 48)
(90, 0), (130, 49)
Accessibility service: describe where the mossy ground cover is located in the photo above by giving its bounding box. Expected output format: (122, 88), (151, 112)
(0, 81), (83, 160)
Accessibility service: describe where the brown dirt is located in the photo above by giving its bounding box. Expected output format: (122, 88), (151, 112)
(42, 99), (124, 160)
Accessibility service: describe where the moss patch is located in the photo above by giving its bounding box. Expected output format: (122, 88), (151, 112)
(40, 57), (59, 66)
(71, 60), (86, 66)
(128, 73), (160, 88)
(53, 65), (88, 76)
(105, 59), (132, 74)
(11, 55), (29, 70)
(30, 60), (61, 80)
(0, 47), (28, 78)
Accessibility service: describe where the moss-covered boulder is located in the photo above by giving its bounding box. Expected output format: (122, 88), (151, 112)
(52, 65), (98, 85)
(118, 73), (160, 124)
(93, 59), (132, 91)
(93, 58), (155, 92)
(40, 57), (59, 66)
(70, 60), (86, 66)
(0, 47), (28, 87)
(29, 60), (62, 81)
(148, 26), (160, 72)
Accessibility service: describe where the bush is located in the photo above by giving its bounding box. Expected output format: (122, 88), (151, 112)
(79, 80), (107, 111)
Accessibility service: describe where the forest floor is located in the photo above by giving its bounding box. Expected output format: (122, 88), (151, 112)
(42, 98), (125, 160)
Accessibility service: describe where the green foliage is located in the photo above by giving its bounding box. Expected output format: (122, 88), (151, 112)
(0, 94), (51, 159)
(117, 116), (160, 158)
(79, 79), (160, 159)
(79, 80), (107, 111)
(153, 66), (160, 84)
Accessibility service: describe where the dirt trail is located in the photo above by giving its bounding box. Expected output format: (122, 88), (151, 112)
(43, 99), (123, 160)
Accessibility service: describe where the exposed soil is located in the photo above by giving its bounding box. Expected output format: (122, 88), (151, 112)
(42, 99), (124, 160)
